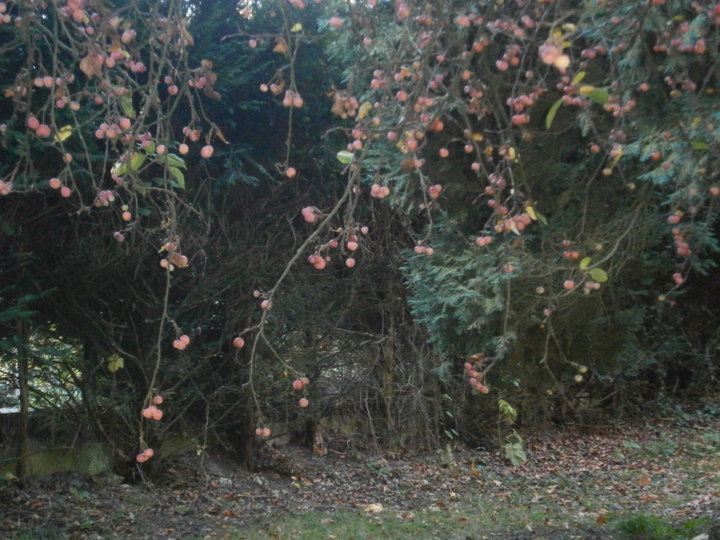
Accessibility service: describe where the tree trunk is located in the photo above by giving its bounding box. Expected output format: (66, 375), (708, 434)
(381, 319), (396, 443)
(16, 319), (30, 482)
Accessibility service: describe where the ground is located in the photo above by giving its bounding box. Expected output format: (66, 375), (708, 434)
(1, 406), (718, 539)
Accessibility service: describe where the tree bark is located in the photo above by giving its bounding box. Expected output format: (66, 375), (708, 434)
(16, 319), (30, 482)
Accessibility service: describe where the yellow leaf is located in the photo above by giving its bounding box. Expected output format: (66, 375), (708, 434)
(471, 132), (484, 142)
(572, 71), (586, 85)
(357, 102), (372, 120)
(54, 125), (73, 142)
(363, 503), (384, 514)
(290, 23), (302, 32)
(579, 85), (594, 95)
(107, 354), (124, 373)
(526, 205), (538, 221)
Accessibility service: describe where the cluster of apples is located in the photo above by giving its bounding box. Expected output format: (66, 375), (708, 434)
(427, 184), (442, 199)
(413, 245), (434, 255)
(47, 177), (72, 198)
(26, 115), (52, 139)
(172, 334), (191, 350)
(282, 89), (304, 108)
(304, 226), (369, 270)
(94, 118), (132, 140)
(454, 13), (481, 28)
(329, 90), (359, 119)
(259, 79), (285, 96)
(301, 206), (320, 224)
(135, 447), (154, 463)
(0, 2), (12, 24)
(159, 241), (190, 271)
(667, 212), (693, 257)
(507, 92), (538, 126)
(492, 212), (533, 234)
(538, 42), (571, 70)
(370, 183), (391, 198)
(601, 95), (637, 118)
(495, 43), (523, 72)
(292, 377), (310, 408)
(671, 225), (692, 257)
(475, 235), (492, 247)
(141, 395), (164, 421)
(308, 253), (329, 270)
(92, 189), (115, 207)
(464, 354), (489, 394)
(346, 127), (366, 152)
(582, 281), (602, 293)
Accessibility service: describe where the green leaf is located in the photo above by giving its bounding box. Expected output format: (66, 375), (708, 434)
(162, 153), (187, 169)
(580, 257), (592, 270)
(129, 152), (145, 171)
(168, 167), (185, 189)
(588, 87), (609, 105)
(498, 399), (518, 425)
(503, 441), (527, 466)
(545, 99), (562, 130)
(111, 161), (127, 177)
(336, 150), (354, 164)
(589, 268), (608, 282)
(119, 95), (135, 118)
(691, 141), (709, 151)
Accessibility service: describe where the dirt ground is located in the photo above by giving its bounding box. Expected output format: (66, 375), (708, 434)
(1, 409), (719, 539)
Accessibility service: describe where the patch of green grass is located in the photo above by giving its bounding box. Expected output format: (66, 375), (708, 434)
(235, 509), (477, 540)
(233, 495), (609, 540)
(611, 513), (713, 540)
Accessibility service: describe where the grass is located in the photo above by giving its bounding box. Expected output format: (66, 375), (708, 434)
(233, 429), (720, 540)
(612, 514), (713, 540)
(235, 506), (716, 540)
(236, 506), (518, 540)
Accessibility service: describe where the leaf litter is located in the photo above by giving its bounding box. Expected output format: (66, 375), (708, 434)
(1, 410), (718, 539)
